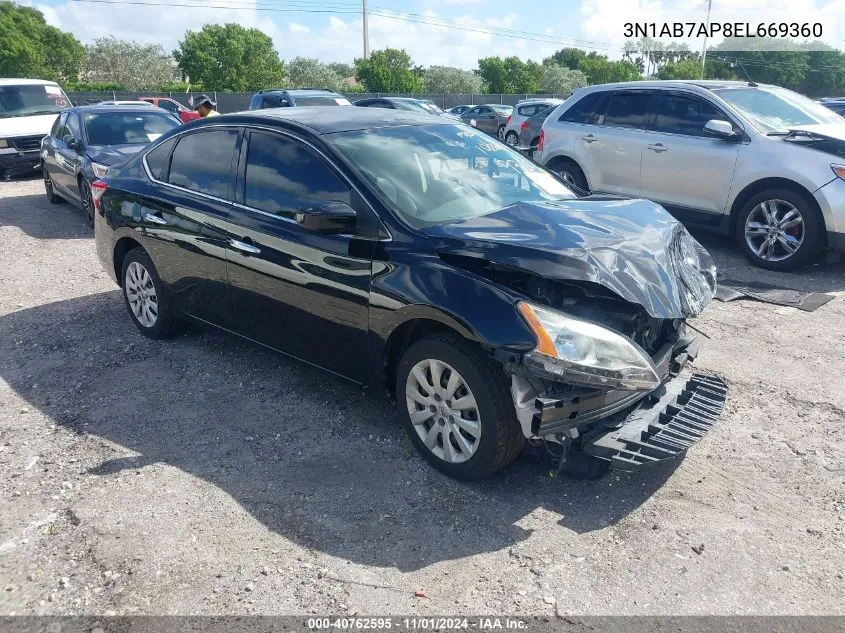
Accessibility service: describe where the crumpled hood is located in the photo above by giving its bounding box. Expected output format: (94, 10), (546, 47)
(86, 144), (145, 166)
(786, 123), (845, 142)
(423, 197), (717, 319)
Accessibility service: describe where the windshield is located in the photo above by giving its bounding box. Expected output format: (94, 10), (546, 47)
(0, 84), (71, 118)
(83, 111), (179, 145)
(395, 100), (432, 113)
(329, 123), (575, 227)
(491, 105), (513, 114)
(712, 86), (842, 133)
(421, 101), (445, 114)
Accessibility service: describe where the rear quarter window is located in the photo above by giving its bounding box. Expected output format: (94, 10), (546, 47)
(144, 137), (177, 180)
(559, 91), (609, 125)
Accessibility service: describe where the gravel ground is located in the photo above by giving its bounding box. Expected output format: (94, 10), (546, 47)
(1, 177), (843, 616)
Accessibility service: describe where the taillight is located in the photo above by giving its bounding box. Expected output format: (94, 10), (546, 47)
(520, 121), (529, 131)
(505, 115), (511, 125)
(537, 129), (545, 152)
(90, 180), (108, 211)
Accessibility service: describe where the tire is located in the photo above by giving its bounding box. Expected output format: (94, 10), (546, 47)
(497, 126), (506, 141)
(553, 159), (589, 193)
(505, 131), (518, 147)
(735, 188), (824, 271)
(78, 177), (94, 229)
(43, 163), (64, 204)
(396, 333), (525, 480)
(120, 248), (186, 339)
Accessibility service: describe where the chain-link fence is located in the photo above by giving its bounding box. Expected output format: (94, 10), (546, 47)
(64, 91), (571, 114)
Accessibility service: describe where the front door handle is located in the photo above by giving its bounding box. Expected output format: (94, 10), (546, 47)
(144, 212), (168, 225)
(583, 134), (597, 143)
(647, 143), (668, 153)
(229, 238), (261, 255)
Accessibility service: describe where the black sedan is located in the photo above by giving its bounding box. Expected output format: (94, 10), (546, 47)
(93, 108), (725, 481)
(40, 105), (180, 227)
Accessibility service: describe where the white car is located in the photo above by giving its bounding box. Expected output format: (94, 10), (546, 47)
(0, 78), (72, 179)
(536, 80), (845, 270)
(502, 98), (563, 147)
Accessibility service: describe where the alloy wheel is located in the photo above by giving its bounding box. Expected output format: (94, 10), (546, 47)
(125, 261), (159, 328)
(505, 132), (518, 146)
(43, 166), (53, 196)
(497, 126), (505, 140)
(80, 181), (94, 227)
(744, 199), (804, 262)
(559, 170), (576, 186)
(405, 358), (482, 464)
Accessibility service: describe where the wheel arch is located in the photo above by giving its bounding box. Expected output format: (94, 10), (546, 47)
(112, 236), (144, 286)
(728, 177), (825, 238)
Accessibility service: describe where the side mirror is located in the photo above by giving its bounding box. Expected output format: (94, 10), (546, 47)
(296, 201), (356, 233)
(62, 135), (80, 150)
(469, 119), (477, 127)
(280, 99), (290, 107)
(703, 119), (737, 139)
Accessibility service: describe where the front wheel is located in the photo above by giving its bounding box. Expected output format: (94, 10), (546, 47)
(121, 249), (186, 339)
(736, 188), (824, 271)
(397, 334), (525, 480)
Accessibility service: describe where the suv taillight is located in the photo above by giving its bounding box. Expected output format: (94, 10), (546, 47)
(519, 120), (529, 131)
(537, 129), (545, 152)
(90, 180), (108, 211)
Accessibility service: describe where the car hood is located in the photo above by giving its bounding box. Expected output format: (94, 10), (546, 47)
(86, 144), (146, 166)
(0, 114), (61, 138)
(422, 198), (717, 319)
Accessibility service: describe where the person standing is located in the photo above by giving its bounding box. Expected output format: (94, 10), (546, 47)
(194, 95), (220, 117)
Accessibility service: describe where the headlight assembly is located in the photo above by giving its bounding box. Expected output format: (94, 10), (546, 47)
(518, 302), (660, 391)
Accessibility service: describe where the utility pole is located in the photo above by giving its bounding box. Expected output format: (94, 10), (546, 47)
(362, 0), (369, 59)
(700, 0), (712, 79)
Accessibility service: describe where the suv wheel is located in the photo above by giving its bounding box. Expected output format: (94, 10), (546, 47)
(554, 160), (589, 192)
(397, 334), (525, 480)
(505, 131), (518, 146)
(121, 249), (186, 339)
(736, 188), (823, 271)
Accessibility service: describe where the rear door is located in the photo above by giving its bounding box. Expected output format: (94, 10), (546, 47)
(640, 90), (741, 224)
(225, 128), (376, 381)
(54, 111), (84, 197)
(588, 89), (654, 196)
(140, 127), (239, 327)
(42, 113), (66, 191)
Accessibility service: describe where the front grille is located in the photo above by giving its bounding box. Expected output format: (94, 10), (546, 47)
(11, 136), (43, 152)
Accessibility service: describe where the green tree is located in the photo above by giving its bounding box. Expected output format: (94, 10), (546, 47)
(477, 56), (542, 93)
(656, 58), (703, 80)
(476, 57), (508, 93)
(84, 37), (176, 90)
(577, 57), (640, 84)
(287, 57), (344, 91)
(423, 65), (482, 93)
(174, 23), (284, 91)
(327, 62), (353, 78)
(0, 1), (83, 82)
(709, 38), (808, 90)
(539, 65), (587, 95)
(353, 48), (422, 92)
(544, 48), (587, 70)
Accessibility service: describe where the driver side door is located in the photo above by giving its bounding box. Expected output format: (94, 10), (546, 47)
(53, 111), (84, 199)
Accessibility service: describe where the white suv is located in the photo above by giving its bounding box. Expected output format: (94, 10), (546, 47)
(536, 80), (845, 270)
(502, 99), (563, 147)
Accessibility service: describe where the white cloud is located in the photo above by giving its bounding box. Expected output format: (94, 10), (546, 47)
(287, 22), (310, 34)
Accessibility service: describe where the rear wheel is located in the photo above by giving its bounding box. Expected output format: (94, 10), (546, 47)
(121, 248), (186, 339)
(552, 159), (589, 192)
(505, 131), (518, 146)
(397, 334), (525, 480)
(497, 126), (506, 141)
(736, 188), (824, 271)
(43, 163), (63, 204)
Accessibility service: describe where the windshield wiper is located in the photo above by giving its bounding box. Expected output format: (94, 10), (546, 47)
(767, 131), (790, 136)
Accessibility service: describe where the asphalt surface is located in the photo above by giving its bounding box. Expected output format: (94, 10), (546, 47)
(1, 177), (843, 615)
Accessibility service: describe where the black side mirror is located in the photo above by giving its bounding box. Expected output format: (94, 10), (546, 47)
(296, 201), (356, 233)
(62, 135), (80, 151)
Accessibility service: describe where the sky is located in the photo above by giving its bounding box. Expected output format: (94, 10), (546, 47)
(28, 0), (845, 69)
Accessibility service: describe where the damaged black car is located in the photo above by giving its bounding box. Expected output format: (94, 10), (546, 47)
(92, 108), (727, 480)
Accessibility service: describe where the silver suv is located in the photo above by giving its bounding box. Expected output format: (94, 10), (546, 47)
(536, 80), (845, 270)
(502, 99), (563, 146)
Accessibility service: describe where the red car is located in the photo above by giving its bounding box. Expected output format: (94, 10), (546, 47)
(139, 97), (200, 123)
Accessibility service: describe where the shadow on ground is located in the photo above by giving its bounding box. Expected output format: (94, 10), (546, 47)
(0, 291), (682, 571)
(0, 188), (90, 240)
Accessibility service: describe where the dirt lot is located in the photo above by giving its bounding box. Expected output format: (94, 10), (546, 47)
(1, 177), (843, 616)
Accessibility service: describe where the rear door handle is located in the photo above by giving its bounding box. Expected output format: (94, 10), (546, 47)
(144, 212), (168, 225)
(229, 238), (261, 254)
(583, 134), (597, 143)
(647, 143), (668, 153)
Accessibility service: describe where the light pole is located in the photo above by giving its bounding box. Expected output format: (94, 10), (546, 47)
(700, 0), (712, 78)
(363, 0), (370, 59)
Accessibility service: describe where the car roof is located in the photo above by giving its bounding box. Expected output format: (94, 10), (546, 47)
(0, 78), (61, 86)
(260, 88), (341, 97)
(71, 105), (174, 114)
(578, 79), (774, 91)
(198, 107), (447, 134)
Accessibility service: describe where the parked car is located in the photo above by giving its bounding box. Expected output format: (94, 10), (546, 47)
(447, 105), (471, 116)
(0, 78), (72, 179)
(818, 98), (845, 116)
(354, 97), (457, 119)
(502, 99), (563, 146)
(459, 104), (513, 139)
(517, 107), (557, 157)
(249, 89), (352, 109)
(139, 96), (200, 123)
(418, 99), (461, 120)
(41, 105), (180, 228)
(536, 80), (845, 270)
(92, 107), (724, 480)
(97, 100), (156, 107)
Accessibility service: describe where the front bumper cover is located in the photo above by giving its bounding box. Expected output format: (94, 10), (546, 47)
(0, 150), (41, 177)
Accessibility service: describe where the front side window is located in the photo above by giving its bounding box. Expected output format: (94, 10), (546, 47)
(83, 112), (179, 145)
(329, 123), (575, 228)
(603, 90), (652, 129)
(243, 131), (350, 218)
(0, 84), (71, 118)
(66, 113), (82, 141)
(653, 92), (727, 137)
(167, 129), (238, 198)
(711, 85), (843, 134)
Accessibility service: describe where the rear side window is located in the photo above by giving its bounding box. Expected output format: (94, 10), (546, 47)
(652, 92), (727, 137)
(66, 113), (82, 140)
(559, 91), (609, 125)
(168, 129), (238, 198)
(517, 104), (537, 117)
(603, 90), (652, 129)
(144, 137), (177, 180)
(243, 131), (350, 219)
(51, 112), (67, 137)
